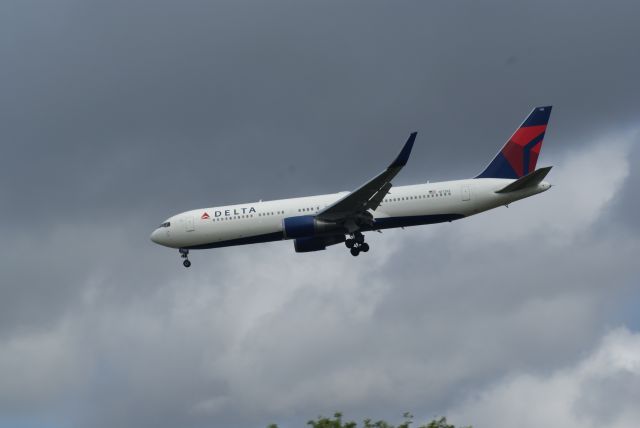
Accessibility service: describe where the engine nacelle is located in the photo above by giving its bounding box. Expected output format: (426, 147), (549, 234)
(282, 215), (344, 239)
(293, 235), (346, 253)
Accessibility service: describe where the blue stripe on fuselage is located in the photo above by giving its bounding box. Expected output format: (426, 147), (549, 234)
(184, 214), (464, 250)
(185, 232), (284, 250)
(367, 213), (464, 230)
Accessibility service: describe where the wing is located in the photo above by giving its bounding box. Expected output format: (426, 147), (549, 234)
(316, 132), (417, 223)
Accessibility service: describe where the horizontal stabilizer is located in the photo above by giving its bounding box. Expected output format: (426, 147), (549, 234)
(495, 166), (552, 194)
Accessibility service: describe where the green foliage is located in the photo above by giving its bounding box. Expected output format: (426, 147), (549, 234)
(307, 412), (357, 428)
(267, 412), (470, 428)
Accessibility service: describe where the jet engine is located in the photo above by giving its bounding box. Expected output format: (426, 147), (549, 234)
(282, 215), (345, 239)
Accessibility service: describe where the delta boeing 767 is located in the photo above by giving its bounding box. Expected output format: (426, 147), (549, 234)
(151, 106), (553, 267)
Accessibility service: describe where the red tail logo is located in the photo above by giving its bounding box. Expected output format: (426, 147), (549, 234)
(201, 212), (210, 220)
(476, 106), (552, 179)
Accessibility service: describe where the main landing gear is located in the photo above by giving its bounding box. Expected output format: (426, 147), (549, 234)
(345, 232), (369, 256)
(179, 248), (191, 268)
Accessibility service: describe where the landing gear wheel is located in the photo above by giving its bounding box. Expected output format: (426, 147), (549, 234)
(179, 248), (191, 268)
(347, 232), (369, 256)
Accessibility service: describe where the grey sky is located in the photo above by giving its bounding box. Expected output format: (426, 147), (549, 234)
(1, 1), (639, 427)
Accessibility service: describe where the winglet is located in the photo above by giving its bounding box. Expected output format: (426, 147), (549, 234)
(389, 132), (417, 168)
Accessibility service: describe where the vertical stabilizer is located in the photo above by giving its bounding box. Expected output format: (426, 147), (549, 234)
(476, 106), (552, 179)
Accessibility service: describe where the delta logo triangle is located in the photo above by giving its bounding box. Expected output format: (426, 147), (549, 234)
(201, 212), (210, 220)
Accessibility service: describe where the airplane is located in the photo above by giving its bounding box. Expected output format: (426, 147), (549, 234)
(151, 106), (553, 267)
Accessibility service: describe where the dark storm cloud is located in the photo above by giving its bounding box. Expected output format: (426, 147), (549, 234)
(3, 0), (640, 221)
(1, 1), (639, 427)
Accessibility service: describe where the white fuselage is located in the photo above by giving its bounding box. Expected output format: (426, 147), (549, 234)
(150, 178), (551, 250)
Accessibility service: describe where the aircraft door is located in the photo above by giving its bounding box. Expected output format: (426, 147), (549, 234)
(461, 185), (471, 201)
(184, 216), (195, 232)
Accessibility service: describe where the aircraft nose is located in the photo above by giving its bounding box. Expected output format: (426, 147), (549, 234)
(150, 228), (164, 245)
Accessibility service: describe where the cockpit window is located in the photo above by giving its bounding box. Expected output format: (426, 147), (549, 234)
(159, 222), (171, 228)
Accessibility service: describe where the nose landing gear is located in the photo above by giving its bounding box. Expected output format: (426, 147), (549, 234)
(345, 232), (369, 256)
(179, 248), (191, 268)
